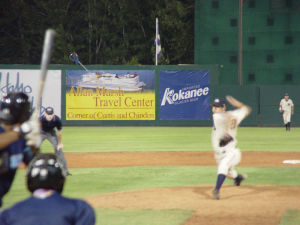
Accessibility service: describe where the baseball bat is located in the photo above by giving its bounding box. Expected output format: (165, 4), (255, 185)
(36, 29), (56, 114)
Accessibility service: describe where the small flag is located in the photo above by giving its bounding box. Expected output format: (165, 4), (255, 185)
(155, 32), (162, 59)
(155, 18), (162, 60)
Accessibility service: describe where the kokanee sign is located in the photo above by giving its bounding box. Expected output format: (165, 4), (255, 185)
(159, 70), (210, 120)
(161, 87), (209, 106)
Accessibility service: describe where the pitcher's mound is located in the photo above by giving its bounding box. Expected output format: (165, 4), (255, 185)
(86, 185), (300, 225)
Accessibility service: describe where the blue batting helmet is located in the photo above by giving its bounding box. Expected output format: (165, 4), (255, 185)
(0, 92), (31, 124)
(27, 153), (65, 193)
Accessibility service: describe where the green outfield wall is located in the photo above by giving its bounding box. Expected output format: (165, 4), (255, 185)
(210, 85), (259, 126)
(259, 85), (300, 126)
(0, 64), (299, 126)
(210, 85), (300, 127)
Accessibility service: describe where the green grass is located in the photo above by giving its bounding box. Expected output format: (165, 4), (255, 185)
(95, 209), (193, 225)
(238, 127), (300, 151)
(279, 210), (300, 225)
(4, 166), (300, 208)
(3, 126), (300, 225)
(40, 127), (300, 153)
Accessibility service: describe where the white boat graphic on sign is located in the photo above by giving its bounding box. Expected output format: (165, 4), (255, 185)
(76, 72), (145, 92)
(69, 52), (145, 91)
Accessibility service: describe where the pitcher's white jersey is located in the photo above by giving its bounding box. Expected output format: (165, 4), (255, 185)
(280, 99), (294, 112)
(210, 97), (251, 199)
(212, 106), (249, 153)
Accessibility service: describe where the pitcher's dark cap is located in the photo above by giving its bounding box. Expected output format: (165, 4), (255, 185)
(45, 107), (54, 115)
(212, 98), (226, 107)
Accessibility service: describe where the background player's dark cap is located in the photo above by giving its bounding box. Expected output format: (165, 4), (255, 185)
(45, 107), (54, 115)
(211, 98), (226, 107)
(285, 93), (289, 96)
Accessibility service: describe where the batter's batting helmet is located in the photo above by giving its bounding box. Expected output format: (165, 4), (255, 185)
(27, 153), (65, 193)
(0, 92), (31, 124)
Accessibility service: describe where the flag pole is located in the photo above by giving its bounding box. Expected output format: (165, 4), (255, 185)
(155, 17), (158, 66)
(238, 0), (243, 85)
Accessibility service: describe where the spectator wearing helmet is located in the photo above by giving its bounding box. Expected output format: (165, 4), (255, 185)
(0, 92), (40, 208)
(39, 107), (71, 176)
(0, 153), (95, 225)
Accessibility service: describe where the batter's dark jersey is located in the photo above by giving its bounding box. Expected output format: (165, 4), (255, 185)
(39, 115), (62, 132)
(0, 191), (95, 225)
(0, 126), (34, 207)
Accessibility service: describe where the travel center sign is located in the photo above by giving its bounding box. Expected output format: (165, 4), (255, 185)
(66, 70), (155, 120)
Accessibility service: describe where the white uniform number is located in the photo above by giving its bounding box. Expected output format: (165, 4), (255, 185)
(212, 106), (249, 152)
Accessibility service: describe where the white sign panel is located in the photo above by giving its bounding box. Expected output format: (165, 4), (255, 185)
(0, 70), (62, 117)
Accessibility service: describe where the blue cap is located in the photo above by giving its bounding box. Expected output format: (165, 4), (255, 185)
(212, 98), (226, 107)
(45, 107), (54, 115)
(285, 93), (289, 96)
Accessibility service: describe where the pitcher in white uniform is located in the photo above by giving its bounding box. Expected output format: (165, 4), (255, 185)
(211, 96), (251, 200)
(279, 93), (294, 131)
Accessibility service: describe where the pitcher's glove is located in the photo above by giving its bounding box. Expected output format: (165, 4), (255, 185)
(219, 134), (233, 147)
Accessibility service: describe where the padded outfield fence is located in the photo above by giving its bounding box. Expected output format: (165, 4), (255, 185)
(0, 64), (299, 127)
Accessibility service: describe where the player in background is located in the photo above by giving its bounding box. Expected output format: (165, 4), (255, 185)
(211, 96), (251, 200)
(0, 153), (95, 225)
(0, 92), (40, 209)
(279, 93), (294, 131)
(39, 107), (71, 176)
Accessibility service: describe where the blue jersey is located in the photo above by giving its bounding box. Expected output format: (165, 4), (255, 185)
(0, 126), (32, 171)
(0, 126), (34, 207)
(40, 115), (62, 132)
(0, 191), (96, 225)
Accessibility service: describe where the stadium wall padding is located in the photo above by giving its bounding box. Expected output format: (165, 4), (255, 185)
(259, 85), (300, 126)
(0, 64), (299, 126)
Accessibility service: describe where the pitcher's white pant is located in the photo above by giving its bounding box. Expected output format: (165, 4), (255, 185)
(282, 111), (291, 124)
(214, 143), (241, 179)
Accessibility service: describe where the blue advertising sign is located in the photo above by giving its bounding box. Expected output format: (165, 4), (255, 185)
(160, 70), (210, 120)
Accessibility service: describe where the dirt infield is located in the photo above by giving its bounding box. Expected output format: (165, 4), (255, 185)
(66, 151), (300, 168)
(67, 152), (300, 225)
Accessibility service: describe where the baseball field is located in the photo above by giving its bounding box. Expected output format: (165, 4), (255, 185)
(4, 126), (300, 225)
